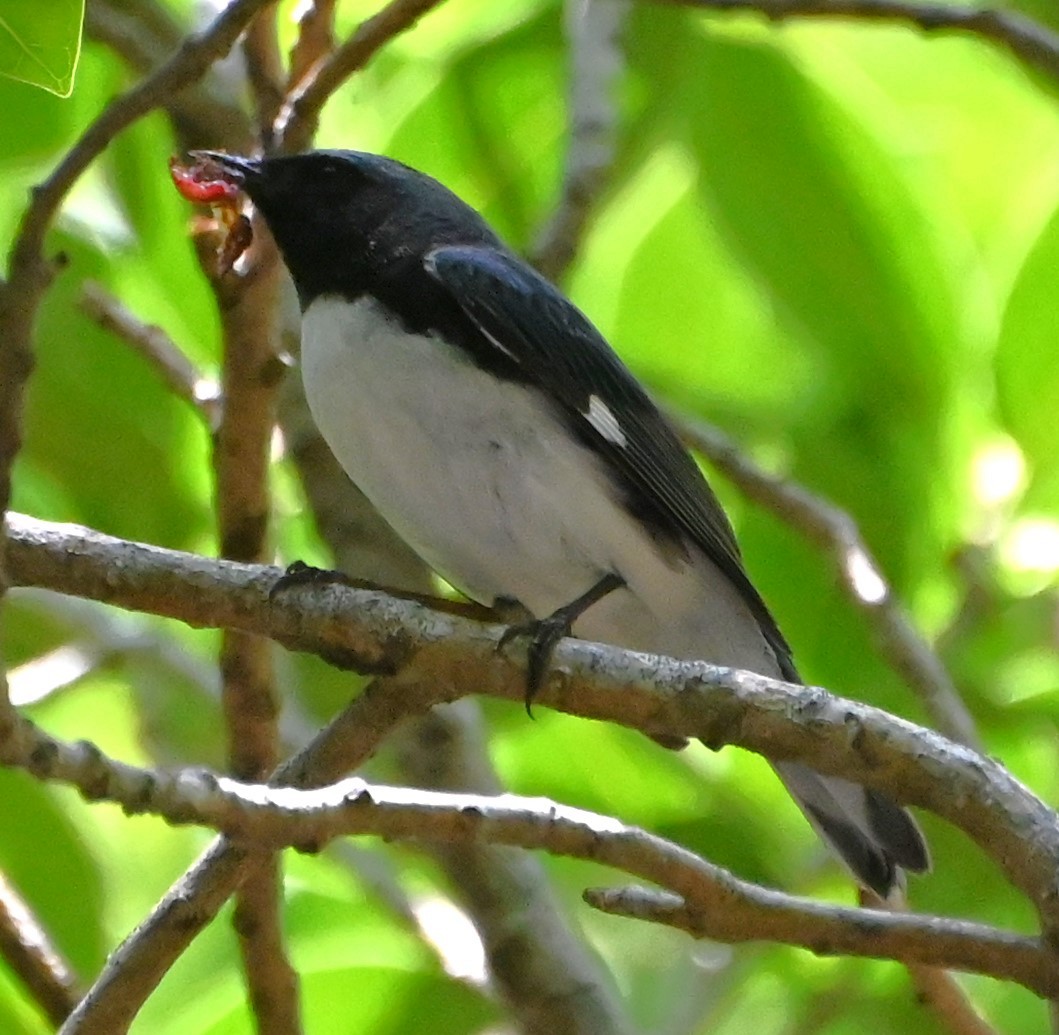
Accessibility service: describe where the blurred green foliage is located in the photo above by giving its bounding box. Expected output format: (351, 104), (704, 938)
(2, 1), (1058, 1032)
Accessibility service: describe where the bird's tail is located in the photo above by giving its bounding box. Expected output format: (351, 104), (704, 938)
(774, 760), (930, 898)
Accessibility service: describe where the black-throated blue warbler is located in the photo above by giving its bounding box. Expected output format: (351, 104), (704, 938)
(189, 148), (929, 897)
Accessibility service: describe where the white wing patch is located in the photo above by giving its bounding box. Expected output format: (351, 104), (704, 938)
(584, 394), (627, 447)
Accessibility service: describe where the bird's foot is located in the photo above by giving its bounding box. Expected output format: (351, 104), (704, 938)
(269, 559), (354, 600)
(496, 572), (625, 716)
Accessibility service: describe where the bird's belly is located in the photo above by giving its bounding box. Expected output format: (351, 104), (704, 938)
(300, 295), (781, 676)
(301, 296), (605, 602)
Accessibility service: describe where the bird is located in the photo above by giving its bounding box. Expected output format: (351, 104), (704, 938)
(192, 147), (929, 897)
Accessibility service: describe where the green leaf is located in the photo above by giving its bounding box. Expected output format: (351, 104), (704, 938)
(12, 229), (212, 551)
(0, 770), (105, 978)
(600, 150), (814, 420)
(185, 968), (496, 1035)
(0, 965), (51, 1035)
(995, 199), (1059, 507)
(305, 968), (497, 1035)
(0, 0), (83, 97)
(380, 10), (563, 250)
(704, 46), (955, 549)
(689, 36), (956, 417)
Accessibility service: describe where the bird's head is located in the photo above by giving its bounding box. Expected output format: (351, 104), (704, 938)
(186, 149), (499, 306)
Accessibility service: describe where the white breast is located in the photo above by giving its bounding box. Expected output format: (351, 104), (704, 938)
(300, 295), (781, 676)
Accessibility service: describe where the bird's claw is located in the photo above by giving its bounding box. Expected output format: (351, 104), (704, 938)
(269, 560), (352, 601)
(495, 573), (625, 717)
(498, 613), (575, 717)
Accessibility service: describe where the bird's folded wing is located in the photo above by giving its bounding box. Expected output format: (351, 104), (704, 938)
(425, 244), (796, 679)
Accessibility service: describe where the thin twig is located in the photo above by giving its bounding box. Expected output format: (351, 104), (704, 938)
(861, 888), (1001, 1035)
(208, 179), (296, 1033)
(674, 412), (982, 749)
(581, 884), (1053, 996)
(661, 0), (1059, 82)
(275, 0), (448, 153)
(243, 4), (286, 148)
(79, 282), (221, 428)
(906, 963), (1001, 1035)
(0, 871), (80, 1025)
(531, 0), (631, 281)
(287, 0), (338, 92)
(0, 724), (1054, 998)
(232, 862), (300, 1034)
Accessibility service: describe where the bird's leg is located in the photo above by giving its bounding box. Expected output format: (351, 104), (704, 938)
(498, 572), (626, 715)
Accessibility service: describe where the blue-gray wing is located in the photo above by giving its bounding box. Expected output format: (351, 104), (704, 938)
(424, 243), (797, 680)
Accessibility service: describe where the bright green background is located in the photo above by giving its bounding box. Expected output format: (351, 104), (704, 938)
(2, 1), (1058, 1032)
(0, 0), (83, 96)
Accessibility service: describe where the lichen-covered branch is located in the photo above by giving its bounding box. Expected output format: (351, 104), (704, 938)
(0, 719), (1053, 998)
(5, 512), (1059, 932)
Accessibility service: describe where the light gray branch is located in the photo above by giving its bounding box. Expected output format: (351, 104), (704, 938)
(5, 512), (1059, 934)
(0, 719), (1054, 998)
(79, 282), (221, 429)
(532, 0), (631, 281)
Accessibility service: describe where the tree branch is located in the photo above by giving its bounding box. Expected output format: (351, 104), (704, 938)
(581, 885), (1051, 996)
(661, 0), (1059, 83)
(6, 512), (1059, 931)
(210, 226), (297, 1032)
(0, 720), (1053, 998)
(905, 961), (1002, 1035)
(0, 871), (80, 1026)
(287, 0), (338, 94)
(243, 3), (286, 147)
(532, 0), (630, 282)
(275, 0), (448, 153)
(79, 281), (221, 428)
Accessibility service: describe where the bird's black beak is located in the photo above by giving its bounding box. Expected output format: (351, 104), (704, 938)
(188, 150), (261, 184)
